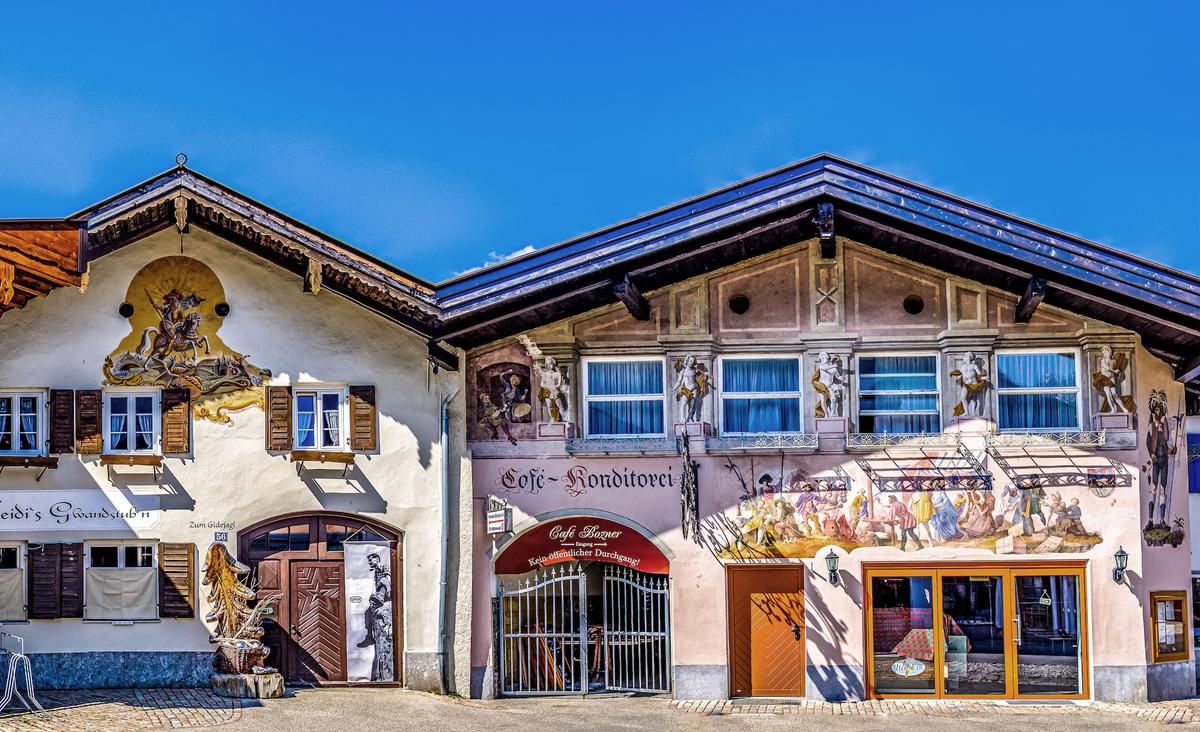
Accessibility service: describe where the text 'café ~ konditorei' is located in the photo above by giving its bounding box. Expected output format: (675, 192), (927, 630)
(1, 155), (1199, 705)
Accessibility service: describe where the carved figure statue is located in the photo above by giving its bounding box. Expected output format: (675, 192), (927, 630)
(202, 542), (279, 675)
(812, 352), (846, 418)
(1093, 346), (1132, 413)
(950, 351), (990, 417)
(536, 356), (568, 422)
(1144, 389), (1178, 530)
(673, 355), (709, 423)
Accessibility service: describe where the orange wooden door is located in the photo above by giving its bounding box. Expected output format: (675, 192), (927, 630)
(728, 566), (805, 697)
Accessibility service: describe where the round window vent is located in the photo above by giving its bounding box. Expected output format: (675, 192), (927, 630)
(728, 294), (751, 315)
(902, 294), (925, 315)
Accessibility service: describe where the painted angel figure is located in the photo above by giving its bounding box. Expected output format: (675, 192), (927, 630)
(950, 351), (990, 417)
(535, 356), (568, 422)
(812, 352), (846, 418)
(673, 355), (709, 423)
(1093, 345), (1131, 413)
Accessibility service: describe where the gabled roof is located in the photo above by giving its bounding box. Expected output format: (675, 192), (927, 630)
(72, 164), (441, 337)
(0, 220), (85, 317)
(434, 154), (1200, 383)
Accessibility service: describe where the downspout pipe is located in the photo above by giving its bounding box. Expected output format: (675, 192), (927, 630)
(438, 386), (460, 694)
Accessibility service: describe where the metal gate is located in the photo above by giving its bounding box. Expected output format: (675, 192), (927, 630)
(603, 565), (671, 693)
(498, 565), (587, 695)
(497, 563), (671, 696)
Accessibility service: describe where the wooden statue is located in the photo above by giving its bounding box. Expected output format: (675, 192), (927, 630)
(202, 543), (278, 676)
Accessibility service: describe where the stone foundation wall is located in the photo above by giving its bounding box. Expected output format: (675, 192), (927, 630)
(28, 651), (212, 689)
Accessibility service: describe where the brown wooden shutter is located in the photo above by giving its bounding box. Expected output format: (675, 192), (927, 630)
(161, 389), (191, 454)
(158, 542), (195, 618)
(26, 542), (83, 619)
(266, 386), (292, 451)
(59, 542), (84, 618)
(75, 389), (103, 454)
(49, 389), (75, 454)
(349, 385), (377, 452)
(27, 544), (61, 619)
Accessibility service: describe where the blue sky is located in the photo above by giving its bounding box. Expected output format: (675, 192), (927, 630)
(1, 3), (1196, 282)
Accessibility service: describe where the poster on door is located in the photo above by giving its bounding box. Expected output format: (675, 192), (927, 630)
(343, 541), (395, 682)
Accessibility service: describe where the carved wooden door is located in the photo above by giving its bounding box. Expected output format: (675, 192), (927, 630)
(288, 561), (347, 683)
(727, 566), (805, 697)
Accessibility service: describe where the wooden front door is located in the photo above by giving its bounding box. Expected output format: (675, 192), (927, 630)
(288, 561), (347, 683)
(727, 566), (805, 697)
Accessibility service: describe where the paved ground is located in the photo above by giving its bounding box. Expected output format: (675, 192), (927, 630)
(4, 687), (1200, 731)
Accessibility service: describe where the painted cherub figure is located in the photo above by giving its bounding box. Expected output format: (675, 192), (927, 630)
(950, 351), (990, 417)
(812, 351), (846, 418)
(1094, 345), (1131, 413)
(673, 355), (709, 423)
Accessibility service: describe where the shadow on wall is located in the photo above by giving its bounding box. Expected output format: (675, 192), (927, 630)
(299, 462), (388, 514)
(805, 566), (864, 701)
(107, 462), (197, 512)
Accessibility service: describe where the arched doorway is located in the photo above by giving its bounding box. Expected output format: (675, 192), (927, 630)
(237, 512), (402, 685)
(492, 514), (672, 696)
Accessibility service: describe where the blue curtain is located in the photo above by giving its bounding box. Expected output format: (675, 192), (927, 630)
(1188, 435), (1200, 494)
(296, 394), (316, 448)
(110, 414), (128, 450)
(19, 409), (37, 451)
(858, 355), (939, 433)
(134, 396), (154, 450)
(722, 358), (799, 393)
(723, 398), (801, 433)
(321, 393), (340, 446)
(998, 393), (1078, 430)
(0, 398), (10, 451)
(997, 353), (1076, 389)
(588, 400), (664, 435)
(588, 361), (663, 396)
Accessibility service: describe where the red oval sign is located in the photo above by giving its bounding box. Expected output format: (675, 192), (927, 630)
(494, 516), (669, 575)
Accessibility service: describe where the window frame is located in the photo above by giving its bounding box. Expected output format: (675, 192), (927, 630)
(0, 541), (26, 622)
(581, 356), (669, 438)
(0, 542), (23, 571)
(0, 390), (47, 457)
(102, 388), (162, 455)
(292, 384), (351, 451)
(854, 352), (942, 435)
(85, 541), (158, 570)
(993, 348), (1084, 433)
(716, 353), (805, 436)
(1149, 590), (1189, 664)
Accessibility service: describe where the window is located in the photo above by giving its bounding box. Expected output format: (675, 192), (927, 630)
(1150, 591), (1189, 663)
(583, 359), (666, 437)
(325, 524), (387, 553)
(0, 392), (44, 455)
(995, 351), (1081, 431)
(104, 391), (160, 453)
(0, 543), (23, 622)
(85, 542), (158, 621)
(719, 356), (802, 434)
(248, 523), (312, 553)
(857, 355), (940, 433)
(1188, 434), (1200, 494)
(294, 387), (348, 450)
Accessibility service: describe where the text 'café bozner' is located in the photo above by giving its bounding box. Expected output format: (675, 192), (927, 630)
(0, 155), (1199, 704)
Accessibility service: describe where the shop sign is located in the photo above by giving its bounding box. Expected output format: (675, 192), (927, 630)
(0, 490), (158, 531)
(486, 509), (511, 535)
(890, 658), (925, 677)
(494, 516), (669, 574)
(496, 464), (675, 498)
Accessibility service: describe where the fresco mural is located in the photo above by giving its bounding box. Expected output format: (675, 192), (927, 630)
(708, 456), (1103, 560)
(475, 362), (532, 445)
(103, 256), (271, 423)
(1143, 388), (1186, 547)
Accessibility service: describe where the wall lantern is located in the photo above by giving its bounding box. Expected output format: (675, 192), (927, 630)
(825, 548), (840, 587)
(1113, 546), (1129, 583)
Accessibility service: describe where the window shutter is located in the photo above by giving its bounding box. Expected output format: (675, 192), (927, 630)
(75, 389), (103, 454)
(161, 389), (191, 454)
(349, 385), (377, 452)
(266, 386), (292, 451)
(158, 543), (195, 618)
(49, 389), (75, 454)
(59, 542), (84, 618)
(26, 542), (83, 619)
(27, 544), (61, 619)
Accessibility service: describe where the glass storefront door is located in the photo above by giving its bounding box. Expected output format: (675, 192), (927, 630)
(865, 565), (1087, 699)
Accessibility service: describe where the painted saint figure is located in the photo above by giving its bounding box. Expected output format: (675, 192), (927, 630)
(1145, 389), (1177, 529)
(950, 351), (990, 417)
(356, 552), (394, 682)
(673, 355), (709, 423)
(1093, 346), (1131, 413)
(536, 356), (568, 422)
(812, 352), (846, 418)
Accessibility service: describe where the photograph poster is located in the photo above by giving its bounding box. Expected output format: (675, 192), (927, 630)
(344, 541), (395, 682)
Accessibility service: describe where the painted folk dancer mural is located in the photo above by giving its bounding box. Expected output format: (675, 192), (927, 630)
(1143, 389), (1185, 547)
(103, 256), (271, 423)
(475, 362), (532, 445)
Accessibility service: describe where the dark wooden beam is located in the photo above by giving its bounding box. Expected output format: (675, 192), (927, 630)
(428, 341), (459, 372)
(1014, 276), (1048, 323)
(1176, 353), (1200, 384)
(815, 202), (836, 258)
(612, 275), (650, 321)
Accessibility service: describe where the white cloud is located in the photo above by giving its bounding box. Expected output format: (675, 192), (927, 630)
(451, 244), (537, 277)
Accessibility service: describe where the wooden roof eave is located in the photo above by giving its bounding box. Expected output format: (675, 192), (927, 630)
(0, 220), (85, 317)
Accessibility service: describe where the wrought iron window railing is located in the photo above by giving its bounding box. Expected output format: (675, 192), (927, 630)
(846, 432), (962, 449)
(984, 431), (1105, 448)
(564, 437), (681, 455)
(704, 433), (819, 452)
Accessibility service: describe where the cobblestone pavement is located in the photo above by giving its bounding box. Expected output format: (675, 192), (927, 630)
(0, 689), (240, 731)
(4, 688), (1200, 730)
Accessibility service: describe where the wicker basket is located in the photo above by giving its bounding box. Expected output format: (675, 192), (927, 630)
(214, 641), (270, 674)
